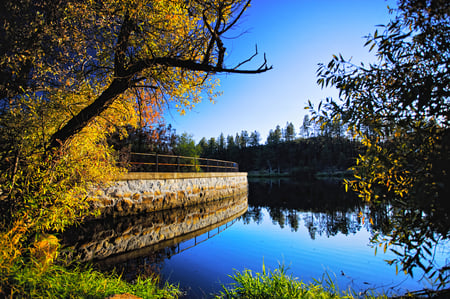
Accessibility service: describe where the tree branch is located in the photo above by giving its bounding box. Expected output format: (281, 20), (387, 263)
(128, 56), (272, 77)
(49, 78), (129, 149)
(114, 12), (134, 77)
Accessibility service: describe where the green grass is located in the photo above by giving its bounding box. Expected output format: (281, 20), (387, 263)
(216, 264), (387, 299)
(3, 262), (181, 298)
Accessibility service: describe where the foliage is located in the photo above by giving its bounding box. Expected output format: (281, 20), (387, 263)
(309, 0), (449, 286)
(173, 133), (202, 171)
(267, 125), (283, 145)
(216, 264), (384, 299)
(2, 262), (180, 298)
(1, 0), (269, 149)
(0, 0), (270, 295)
(284, 122), (296, 141)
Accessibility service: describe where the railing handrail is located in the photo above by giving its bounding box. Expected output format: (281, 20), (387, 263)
(130, 152), (235, 164)
(126, 152), (239, 172)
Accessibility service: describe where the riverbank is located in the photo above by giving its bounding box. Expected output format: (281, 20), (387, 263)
(6, 260), (448, 298)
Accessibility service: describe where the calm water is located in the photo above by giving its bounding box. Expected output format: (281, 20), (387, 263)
(88, 178), (448, 298)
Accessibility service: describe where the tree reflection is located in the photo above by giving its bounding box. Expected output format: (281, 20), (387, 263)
(246, 178), (449, 288)
(245, 179), (384, 238)
(287, 210), (299, 232)
(241, 206), (263, 225)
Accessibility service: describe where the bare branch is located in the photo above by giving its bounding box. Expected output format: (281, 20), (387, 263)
(233, 44), (259, 70)
(222, 0), (252, 34)
(130, 56), (271, 76)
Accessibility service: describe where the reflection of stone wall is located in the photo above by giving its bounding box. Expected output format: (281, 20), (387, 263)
(62, 192), (248, 262)
(89, 172), (248, 217)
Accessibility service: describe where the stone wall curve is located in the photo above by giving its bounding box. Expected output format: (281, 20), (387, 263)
(88, 172), (248, 217)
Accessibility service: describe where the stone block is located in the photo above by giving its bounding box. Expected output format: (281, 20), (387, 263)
(115, 198), (133, 213)
(177, 191), (186, 202)
(165, 192), (176, 202)
(98, 198), (114, 207)
(114, 234), (132, 245)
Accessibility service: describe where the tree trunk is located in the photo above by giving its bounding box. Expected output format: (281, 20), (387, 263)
(49, 78), (129, 149)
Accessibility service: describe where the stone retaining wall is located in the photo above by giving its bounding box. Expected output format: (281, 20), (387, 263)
(88, 172), (248, 217)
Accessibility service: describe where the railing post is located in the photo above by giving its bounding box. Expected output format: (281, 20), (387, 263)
(206, 159), (209, 172)
(155, 153), (159, 172)
(177, 156), (180, 172)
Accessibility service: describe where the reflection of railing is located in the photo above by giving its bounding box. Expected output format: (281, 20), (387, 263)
(127, 152), (239, 172)
(171, 218), (239, 257)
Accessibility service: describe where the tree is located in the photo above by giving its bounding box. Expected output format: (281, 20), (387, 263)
(218, 133), (226, 156)
(283, 122), (295, 141)
(198, 137), (209, 155)
(249, 130), (261, 147)
(0, 0), (271, 284)
(266, 125), (282, 145)
(310, 0), (449, 286)
(1, 0), (271, 150)
(173, 133), (201, 171)
(300, 115), (311, 138)
(226, 134), (236, 150)
(239, 130), (250, 148)
(235, 133), (241, 149)
(205, 137), (218, 157)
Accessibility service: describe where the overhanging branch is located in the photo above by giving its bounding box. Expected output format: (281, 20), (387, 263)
(129, 56), (272, 77)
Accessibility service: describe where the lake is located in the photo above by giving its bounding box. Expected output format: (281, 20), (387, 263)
(68, 178), (448, 298)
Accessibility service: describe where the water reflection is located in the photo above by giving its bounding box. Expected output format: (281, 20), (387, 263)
(245, 178), (381, 238)
(62, 178), (446, 297)
(61, 192), (248, 265)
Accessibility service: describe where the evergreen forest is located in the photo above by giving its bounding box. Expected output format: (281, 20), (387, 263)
(110, 120), (364, 177)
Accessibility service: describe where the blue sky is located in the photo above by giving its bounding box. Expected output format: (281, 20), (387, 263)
(165, 0), (396, 142)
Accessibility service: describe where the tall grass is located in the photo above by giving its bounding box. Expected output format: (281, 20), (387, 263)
(3, 262), (181, 298)
(216, 264), (387, 299)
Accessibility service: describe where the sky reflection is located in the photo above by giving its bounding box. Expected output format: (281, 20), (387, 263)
(157, 206), (428, 298)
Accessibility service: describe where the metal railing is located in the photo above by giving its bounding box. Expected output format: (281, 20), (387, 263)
(126, 152), (239, 172)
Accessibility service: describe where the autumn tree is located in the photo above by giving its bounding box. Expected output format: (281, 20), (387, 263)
(0, 0), (270, 287)
(310, 0), (449, 285)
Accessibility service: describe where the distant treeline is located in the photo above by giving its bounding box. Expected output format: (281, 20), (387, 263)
(109, 119), (364, 176)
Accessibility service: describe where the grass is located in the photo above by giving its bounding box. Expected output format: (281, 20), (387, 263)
(216, 264), (387, 299)
(2, 262), (181, 298)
